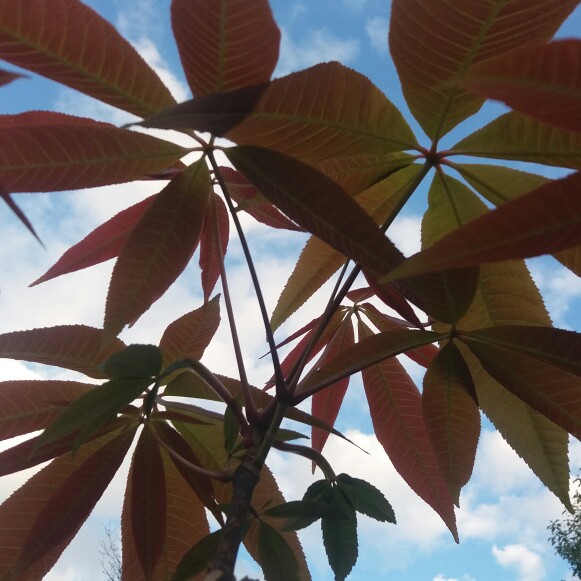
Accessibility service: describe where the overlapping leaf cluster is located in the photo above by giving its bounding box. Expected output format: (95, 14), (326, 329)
(0, 0), (581, 579)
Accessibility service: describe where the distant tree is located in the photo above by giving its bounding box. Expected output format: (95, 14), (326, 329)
(549, 478), (581, 580)
(99, 522), (122, 581)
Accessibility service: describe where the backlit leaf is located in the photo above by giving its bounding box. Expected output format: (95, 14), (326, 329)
(3, 427), (135, 579)
(389, 0), (577, 139)
(0, 325), (125, 378)
(130, 426), (167, 580)
(103, 344), (162, 379)
(171, 531), (222, 581)
(0, 380), (91, 440)
(172, 0), (280, 97)
(159, 296), (221, 367)
(258, 521), (301, 581)
(422, 342), (480, 505)
(0, 185), (42, 243)
(0, 0), (176, 117)
(200, 193), (230, 302)
(464, 40), (581, 132)
(105, 159), (211, 340)
(451, 112), (581, 168)
(0, 66), (20, 87)
(36, 377), (151, 452)
(226, 146), (405, 277)
(0, 112), (188, 193)
(31, 195), (155, 286)
(387, 171), (581, 279)
(311, 319), (355, 456)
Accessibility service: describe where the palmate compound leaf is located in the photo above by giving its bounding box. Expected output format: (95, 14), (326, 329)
(31, 195), (155, 287)
(421, 167), (571, 506)
(0, 380), (91, 441)
(0, 112), (188, 193)
(35, 376), (152, 453)
(0, 325), (125, 379)
(0, 426), (136, 580)
(355, 320), (458, 540)
(226, 146), (405, 278)
(422, 341), (480, 506)
(171, 0), (280, 97)
(463, 39), (581, 132)
(0, 0), (176, 118)
(389, 0), (578, 140)
(122, 437), (211, 581)
(386, 171), (581, 281)
(104, 158), (211, 340)
(159, 295), (221, 368)
(460, 328), (581, 441)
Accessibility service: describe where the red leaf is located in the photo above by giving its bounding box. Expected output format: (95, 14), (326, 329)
(219, 166), (303, 231)
(387, 172), (581, 279)
(0, 325), (125, 378)
(464, 40), (581, 132)
(0, 66), (21, 87)
(130, 426), (167, 579)
(389, 0), (578, 139)
(359, 322), (458, 539)
(346, 287), (374, 303)
(199, 193), (230, 302)
(0, 0), (175, 117)
(0, 428), (134, 579)
(0, 112), (187, 193)
(422, 342), (480, 505)
(311, 319), (355, 457)
(159, 296), (221, 368)
(104, 159), (211, 339)
(0, 183), (42, 243)
(0, 380), (92, 440)
(32, 195), (155, 286)
(172, 0), (280, 97)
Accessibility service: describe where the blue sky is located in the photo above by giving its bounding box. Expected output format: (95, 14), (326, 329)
(1, 1), (581, 580)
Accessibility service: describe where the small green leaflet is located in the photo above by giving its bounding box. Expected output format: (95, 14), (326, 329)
(258, 520), (301, 581)
(336, 473), (396, 523)
(103, 344), (162, 379)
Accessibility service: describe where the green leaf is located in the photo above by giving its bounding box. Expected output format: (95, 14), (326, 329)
(171, 530), (222, 581)
(451, 112), (581, 168)
(104, 159), (211, 340)
(258, 520), (301, 581)
(336, 473), (396, 523)
(0, 0), (176, 117)
(223, 405), (240, 457)
(387, 171), (581, 280)
(103, 344), (162, 379)
(389, 0), (578, 139)
(36, 377), (151, 452)
(321, 486), (358, 581)
(463, 39), (581, 132)
(264, 500), (344, 531)
(172, 0), (280, 97)
(422, 342), (480, 505)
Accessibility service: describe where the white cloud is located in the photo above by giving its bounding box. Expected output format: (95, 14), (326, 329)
(388, 214), (422, 256)
(276, 27), (360, 77)
(493, 543), (546, 581)
(366, 17), (389, 54)
(433, 575), (476, 581)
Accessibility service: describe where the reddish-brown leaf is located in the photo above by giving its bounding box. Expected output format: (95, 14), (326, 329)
(360, 303), (438, 367)
(104, 159), (211, 340)
(32, 195), (155, 286)
(0, 0), (175, 117)
(388, 172), (581, 280)
(464, 40), (581, 132)
(422, 342), (480, 505)
(0, 66), (21, 87)
(296, 329), (443, 399)
(0, 428), (134, 579)
(159, 296), (221, 368)
(172, 0), (280, 97)
(359, 321), (458, 540)
(0, 325), (125, 379)
(121, 441), (210, 581)
(0, 380), (91, 440)
(389, 0), (578, 139)
(199, 193), (230, 302)
(0, 184), (43, 243)
(129, 426), (167, 580)
(219, 166), (303, 231)
(311, 319), (355, 456)
(226, 146), (406, 277)
(0, 112), (187, 193)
